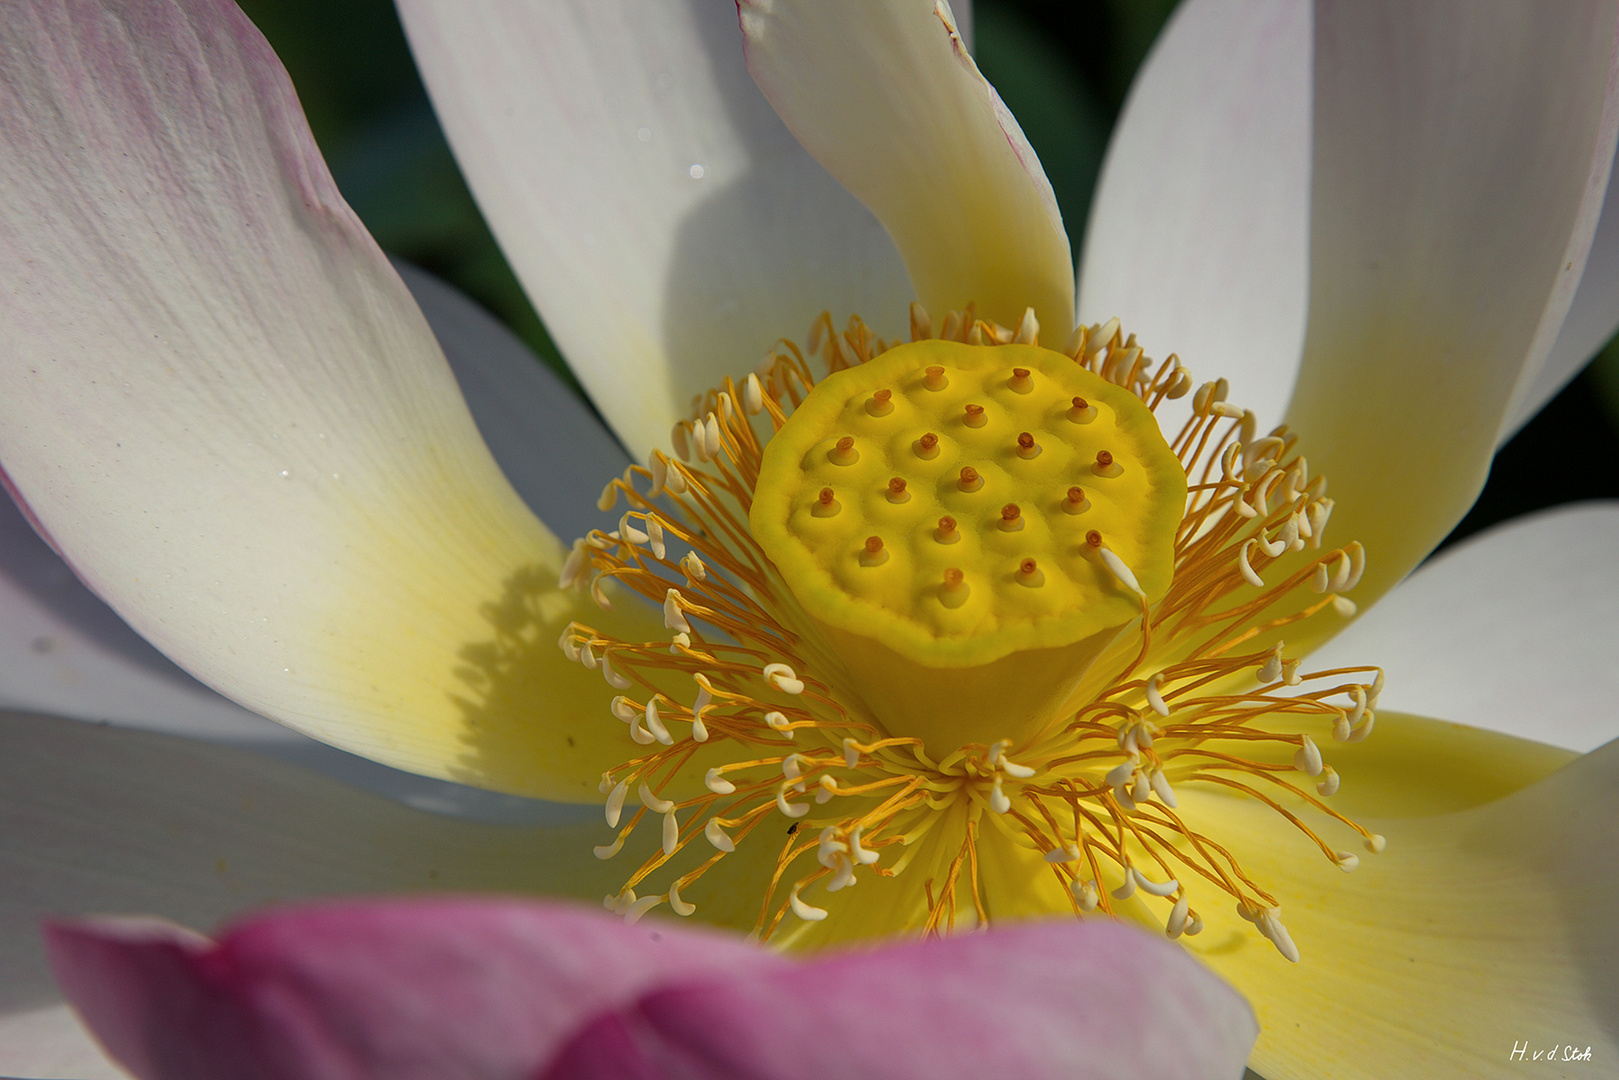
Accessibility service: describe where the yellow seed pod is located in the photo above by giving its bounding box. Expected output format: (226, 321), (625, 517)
(751, 340), (1185, 749)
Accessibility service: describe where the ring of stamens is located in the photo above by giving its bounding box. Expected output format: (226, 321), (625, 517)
(560, 306), (1383, 961)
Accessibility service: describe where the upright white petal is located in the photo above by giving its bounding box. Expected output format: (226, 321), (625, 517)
(1285, 1), (1619, 603)
(0, 0), (660, 799)
(1501, 137), (1619, 440)
(740, 0), (1074, 335)
(397, 0), (912, 460)
(1310, 501), (1619, 752)
(390, 260), (632, 543)
(1080, 0), (1311, 433)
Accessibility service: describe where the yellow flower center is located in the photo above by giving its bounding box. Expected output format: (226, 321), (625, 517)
(749, 339), (1185, 755)
(559, 307), (1385, 958)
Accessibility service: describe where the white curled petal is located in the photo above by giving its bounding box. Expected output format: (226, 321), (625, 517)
(1284, 2), (1619, 609)
(389, 261), (630, 543)
(397, 0), (910, 461)
(1081, 0), (1310, 434)
(740, 0), (1073, 334)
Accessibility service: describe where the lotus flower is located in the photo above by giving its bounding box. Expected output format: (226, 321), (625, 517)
(42, 896), (1257, 1079)
(1, 0), (1617, 1078)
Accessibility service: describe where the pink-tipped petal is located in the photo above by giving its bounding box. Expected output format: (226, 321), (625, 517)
(544, 920), (1256, 1080)
(397, 0), (912, 461)
(1284, 1), (1619, 605)
(0, 0), (663, 799)
(47, 899), (783, 1080)
(740, 0), (1074, 336)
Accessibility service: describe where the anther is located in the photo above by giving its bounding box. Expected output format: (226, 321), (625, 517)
(1062, 486), (1088, 515)
(1334, 851), (1360, 872)
(915, 432), (940, 459)
(860, 535), (889, 566)
(776, 784), (810, 819)
(1166, 895), (1191, 939)
(1093, 449), (1121, 477)
(1016, 557), (1044, 587)
(1365, 833), (1388, 854)
(638, 782), (674, 815)
(964, 403), (987, 428)
(886, 477), (910, 504)
(1293, 735), (1323, 776)
(939, 567), (969, 608)
(936, 515), (960, 543)
(1132, 867), (1180, 897)
(667, 879), (696, 916)
(1009, 367), (1034, 393)
(1317, 767), (1341, 797)
(1146, 673), (1170, 717)
(867, 388), (894, 416)
(958, 466), (983, 492)
(703, 767), (735, 794)
(812, 486), (840, 517)
(789, 883), (828, 922)
(604, 780), (629, 828)
(924, 364), (948, 391)
(1073, 878), (1100, 912)
(762, 663), (804, 695)
(661, 809), (679, 856)
(705, 818), (735, 851)
(1016, 431), (1040, 459)
(1067, 396), (1095, 423)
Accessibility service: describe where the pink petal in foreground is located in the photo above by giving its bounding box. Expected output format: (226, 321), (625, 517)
(48, 900), (1254, 1080)
(544, 918), (1256, 1080)
(46, 899), (781, 1080)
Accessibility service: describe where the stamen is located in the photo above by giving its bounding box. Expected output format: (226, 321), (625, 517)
(567, 315), (1381, 954)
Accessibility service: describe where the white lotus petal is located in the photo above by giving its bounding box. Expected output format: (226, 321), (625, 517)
(397, 0), (912, 460)
(1501, 136), (1619, 440)
(0, 0), (662, 800)
(0, 710), (616, 1076)
(1080, 0), (1310, 434)
(1310, 501), (1619, 752)
(740, 0), (1073, 335)
(390, 260), (631, 543)
(1284, 1), (1619, 605)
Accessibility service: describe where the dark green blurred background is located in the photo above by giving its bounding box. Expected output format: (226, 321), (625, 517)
(236, 0), (1619, 553)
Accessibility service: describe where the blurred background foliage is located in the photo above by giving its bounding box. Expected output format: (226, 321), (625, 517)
(236, 0), (1619, 552)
